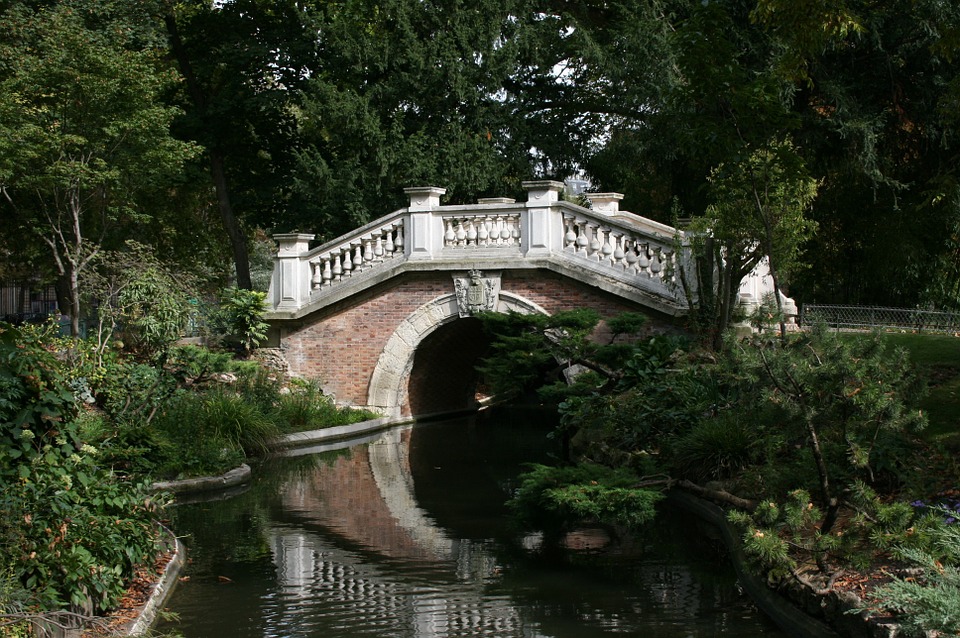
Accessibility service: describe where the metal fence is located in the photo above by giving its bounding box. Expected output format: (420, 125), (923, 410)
(0, 281), (59, 324)
(800, 304), (960, 334)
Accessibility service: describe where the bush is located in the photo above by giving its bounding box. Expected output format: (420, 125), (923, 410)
(272, 379), (378, 433)
(667, 412), (759, 481)
(508, 462), (664, 534)
(0, 324), (165, 614)
(859, 511), (960, 636)
(211, 287), (269, 354)
(151, 391), (251, 479)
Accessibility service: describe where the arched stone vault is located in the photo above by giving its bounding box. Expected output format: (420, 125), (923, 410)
(367, 291), (549, 416)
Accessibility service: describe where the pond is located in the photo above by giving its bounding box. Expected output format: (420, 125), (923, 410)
(159, 408), (787, 637)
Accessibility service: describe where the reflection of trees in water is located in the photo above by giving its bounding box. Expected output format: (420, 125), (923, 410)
(168, 449), (344, 578)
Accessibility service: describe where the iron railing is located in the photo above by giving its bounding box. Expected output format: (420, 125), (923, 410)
(800, 304), (960, 334)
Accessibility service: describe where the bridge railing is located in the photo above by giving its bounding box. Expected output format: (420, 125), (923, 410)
(269, 181), (692, 316)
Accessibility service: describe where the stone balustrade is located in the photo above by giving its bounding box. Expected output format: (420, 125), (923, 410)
(268, 181), (694, 318)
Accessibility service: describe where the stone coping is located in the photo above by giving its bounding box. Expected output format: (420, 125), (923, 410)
(269, 406), (484, 451)
(150, 463), (252, 495)
(269, 415), (417, 450)
(88, 526), (184, 638)
(126, 528), (185, 637)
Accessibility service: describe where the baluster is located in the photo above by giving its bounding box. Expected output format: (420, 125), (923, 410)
(383, 225), (396, 256)
(363, 237), (374, 265)
(612, 231), (626, 269)
(661, 249), (674, 282)
(322, 257), (332, 286)
(455, 219), (467, 246)
(311, 260), (322, 290)
(650, 247), (663, 278)
(352, 243), (364, 271)
(575, 218), (589, 255)
(497, 215), (510, 246)
(373, 231), (384, 262)
(466, 218), (478, 246)
(600, 227), (614, 265)
(637, 243), (650, 275)
(564, 216), (577, 251)
(332, 249), (344, 281)
(394, 223), (404, 253)
(478, 217), (490, 246)
(510, 215), (520, 243)
(444, 219), (456, 247)
(588, 223), (601, 259)
(624, 240), (639, 273)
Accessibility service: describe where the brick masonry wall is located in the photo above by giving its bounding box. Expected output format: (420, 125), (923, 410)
(279, 269), (676, 413)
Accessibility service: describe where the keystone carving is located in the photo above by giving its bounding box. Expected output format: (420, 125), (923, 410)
(453, 270), (500, 317)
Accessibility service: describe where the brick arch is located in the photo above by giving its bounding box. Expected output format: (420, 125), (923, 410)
(367, 292), (548, 416)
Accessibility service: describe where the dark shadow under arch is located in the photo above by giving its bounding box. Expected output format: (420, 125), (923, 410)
(407, 317), (489, 415)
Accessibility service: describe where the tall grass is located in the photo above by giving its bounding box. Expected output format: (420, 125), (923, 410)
(272, 379), (378, 433)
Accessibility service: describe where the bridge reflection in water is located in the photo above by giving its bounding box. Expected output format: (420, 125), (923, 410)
(161, 414), (787, 638)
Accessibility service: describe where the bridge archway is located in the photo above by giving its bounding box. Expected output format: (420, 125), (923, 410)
(367, 292), (548, 416)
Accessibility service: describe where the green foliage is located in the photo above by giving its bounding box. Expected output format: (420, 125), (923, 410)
(165, 344), (239, 387)
(667, 412), (759, 482)
(212, 288), (270, 354)
(84, 241), (197, 360)
(478, 309), (659, 405)
(272, 379), (378, 433)
(727, 490), (824, 580)
(723, 326), (927, 533)
(859, 513), (960, 636)
(150, 392), (246, 479)
(0, 0), (199, 335)
(0, 324), (166, 614)
(508, 462), (663, 534)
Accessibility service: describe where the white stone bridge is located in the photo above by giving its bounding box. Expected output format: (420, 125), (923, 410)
(266, 180), (779, 416)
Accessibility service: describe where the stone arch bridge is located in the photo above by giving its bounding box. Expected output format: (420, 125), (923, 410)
(266, 180), (782, 417)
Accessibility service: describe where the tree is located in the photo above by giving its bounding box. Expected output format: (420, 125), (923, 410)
(0, 1), (198, 335)
(164, 0), (317, 288)
(287, 0), (550, 238)
(693, 139), (818, 346)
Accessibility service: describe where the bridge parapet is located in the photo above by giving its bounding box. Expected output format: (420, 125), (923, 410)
(268, 181), (694, 320)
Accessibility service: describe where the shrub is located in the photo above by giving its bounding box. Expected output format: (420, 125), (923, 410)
(151, 391), (249, 479)
(667, 412), (759, 481)
(858, 511), (960, 636)
(201, 387), (278, 454)
(211, 287), (269, 354)
(0, 324), (165, 614)
(272, 379), (378, 433)
(508, 462), (664, 534)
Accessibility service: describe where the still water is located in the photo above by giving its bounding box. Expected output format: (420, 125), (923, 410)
(159, 409), (787, 637)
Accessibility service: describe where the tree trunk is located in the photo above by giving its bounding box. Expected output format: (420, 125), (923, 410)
(210, 152), (252, 289)
(165, 12), (252, 290)
(68, 264), (80, 337)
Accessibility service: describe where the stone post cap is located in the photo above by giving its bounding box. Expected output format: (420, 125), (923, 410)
(585, 192), (624, 214)
(404, 186), (447, 210)
(477, 197), (517, 204)
(522, 180), (565, 204)
(273, 233), (315, 256)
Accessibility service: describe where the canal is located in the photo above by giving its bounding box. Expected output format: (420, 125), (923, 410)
(159, 409), (787, 637)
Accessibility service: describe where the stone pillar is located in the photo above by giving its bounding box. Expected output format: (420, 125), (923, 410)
(585, 192), (624, 215)
(271, 233), (315, 311)
(404, 186), (446, 260)
(521, 180), (565, 256)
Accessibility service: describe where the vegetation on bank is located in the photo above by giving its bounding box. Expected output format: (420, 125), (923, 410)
(0, 307), (374, 634)
(481, 309), (960, 637)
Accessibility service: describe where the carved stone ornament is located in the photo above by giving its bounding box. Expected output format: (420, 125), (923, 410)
(453, 270), (500, 317)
